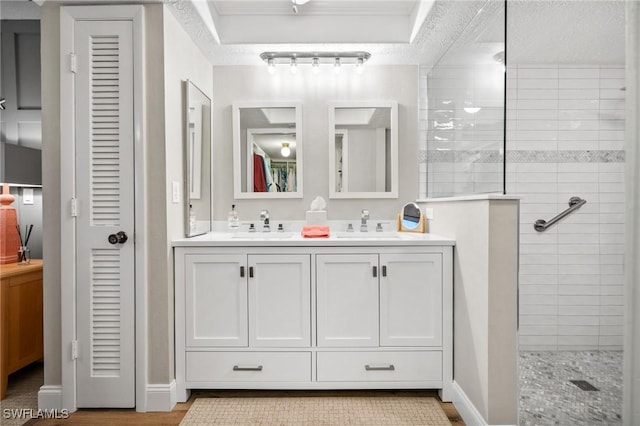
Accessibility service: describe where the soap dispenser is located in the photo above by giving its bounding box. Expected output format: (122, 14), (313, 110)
(228, 204), (240, 229)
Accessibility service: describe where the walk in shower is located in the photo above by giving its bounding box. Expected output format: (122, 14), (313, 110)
(420, 1), (625, 424)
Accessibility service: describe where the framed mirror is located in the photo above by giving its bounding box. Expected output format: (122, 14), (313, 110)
(232, 102), (303, 199)
(329, 101), (398, 198)
(184, 80), (212, 237)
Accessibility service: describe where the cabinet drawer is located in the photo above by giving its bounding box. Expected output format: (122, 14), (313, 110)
(317, 351), (442, 382)
(186, 351), (311, 382)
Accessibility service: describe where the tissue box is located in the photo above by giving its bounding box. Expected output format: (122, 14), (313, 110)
(305, 210), (327, 225)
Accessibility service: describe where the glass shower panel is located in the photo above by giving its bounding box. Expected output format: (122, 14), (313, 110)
(422, 1), (506, 198)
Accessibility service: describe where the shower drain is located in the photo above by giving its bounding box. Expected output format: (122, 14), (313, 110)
(570, 380), (599, 391)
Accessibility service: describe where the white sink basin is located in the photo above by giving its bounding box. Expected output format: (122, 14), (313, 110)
(335, 232), (401, 239)
(231, 232), (295, 239)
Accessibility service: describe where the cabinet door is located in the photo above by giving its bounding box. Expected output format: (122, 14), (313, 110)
(317, 254), (379, 347)
(248, 255), (311, 347)
(380, 253), (442, 347)
(185, 254), (247, 347)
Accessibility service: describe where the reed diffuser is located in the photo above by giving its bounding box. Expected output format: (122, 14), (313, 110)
(16, 224), (33, 264)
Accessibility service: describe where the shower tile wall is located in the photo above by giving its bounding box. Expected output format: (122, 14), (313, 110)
(420, 64), (625, 350)
(508, 64), (625, 351)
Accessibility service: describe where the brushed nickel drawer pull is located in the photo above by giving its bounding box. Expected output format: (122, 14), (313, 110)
(365, 364), (395, 371)
(233, 365), (263, 371)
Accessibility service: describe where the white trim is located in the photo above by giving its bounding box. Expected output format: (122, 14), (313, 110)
(451, 380), (488, 426)
(145, 381), (177, 412)
(38, 385), (63, 410)
(59, 4), (147, 413)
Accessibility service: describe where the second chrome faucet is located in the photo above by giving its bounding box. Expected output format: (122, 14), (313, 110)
(260, 210), (270, 232)
(360, 209), (370, 232)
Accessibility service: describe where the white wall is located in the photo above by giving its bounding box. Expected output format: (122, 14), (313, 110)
(212, 65), (418, 223)
(507, 64), (626, 351)
(157, 7), (213, 382)
(420, 197), (519, 425)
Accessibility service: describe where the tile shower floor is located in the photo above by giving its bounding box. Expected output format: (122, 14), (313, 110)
(519, 351), (623, 425)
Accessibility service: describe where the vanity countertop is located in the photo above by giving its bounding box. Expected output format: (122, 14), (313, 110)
(172, 231), (455, 247)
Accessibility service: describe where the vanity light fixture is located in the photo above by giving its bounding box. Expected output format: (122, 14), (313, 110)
(281, 142), (291, 157)
(260, 51), (370, 75)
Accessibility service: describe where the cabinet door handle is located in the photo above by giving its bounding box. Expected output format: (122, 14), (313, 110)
(373, 266), (377, 277)
(240, 266), (245, 277)
(233, 365), (263, 371)
(365, 364), (395, 371)
(249, 266), (254, 278)
(382, 265), (387, 277)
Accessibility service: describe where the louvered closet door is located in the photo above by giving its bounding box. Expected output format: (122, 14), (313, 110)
(74, 20), (135, 408)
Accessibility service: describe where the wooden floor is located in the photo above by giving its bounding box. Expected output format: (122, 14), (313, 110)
(25, 390), (464, 425)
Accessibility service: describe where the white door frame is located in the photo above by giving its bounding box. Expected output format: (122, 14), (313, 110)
(60, 5), (147, 412)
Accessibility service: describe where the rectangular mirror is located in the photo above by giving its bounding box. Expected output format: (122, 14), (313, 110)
(329, 101), (398, 198)
(232, 102), (303, 199)
(184, 80), (212, 237)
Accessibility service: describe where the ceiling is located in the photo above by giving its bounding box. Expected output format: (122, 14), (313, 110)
(168, 0), (625, 67)
(6, 0), (625, 66)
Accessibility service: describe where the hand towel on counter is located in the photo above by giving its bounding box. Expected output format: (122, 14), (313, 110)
(301, 225), (330, 238)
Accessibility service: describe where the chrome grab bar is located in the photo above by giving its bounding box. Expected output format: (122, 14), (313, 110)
(534, 197), (586, 232)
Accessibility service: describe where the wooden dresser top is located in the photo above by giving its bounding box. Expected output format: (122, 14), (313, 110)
(0, 260), (43, 279)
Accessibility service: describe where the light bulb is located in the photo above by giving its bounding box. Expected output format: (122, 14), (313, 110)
(290, 57), (298, 74)
(281, 143), (291, 157)
(355, 57), (364, 74)
(334, 58), (341, 75)
(267, 58), (275, 75)
(312, 57), (320, 75)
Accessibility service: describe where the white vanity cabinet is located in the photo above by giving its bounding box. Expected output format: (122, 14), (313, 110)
(316, 254), (379, 347)
(316, 253), (442, 348)
(174, 237), (453, 401)
(182, 253), (310, 348)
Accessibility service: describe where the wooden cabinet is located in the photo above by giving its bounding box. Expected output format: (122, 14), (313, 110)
(175, 244), (452, 401)
(0, 260), (44, 400)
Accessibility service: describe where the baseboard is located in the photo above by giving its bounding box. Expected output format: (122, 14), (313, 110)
(38, 385), (63, 410)
(145, 380), (177, 412)
(451, 380), (487, 426)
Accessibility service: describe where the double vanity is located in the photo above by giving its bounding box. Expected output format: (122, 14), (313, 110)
(173, 230), (454, 402)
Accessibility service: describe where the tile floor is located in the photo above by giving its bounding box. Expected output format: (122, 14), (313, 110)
(519, 351), (623, 425)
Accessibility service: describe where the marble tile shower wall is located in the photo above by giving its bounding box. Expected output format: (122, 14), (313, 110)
(419, 64), (625, 350)
(508, 64), (625, 351)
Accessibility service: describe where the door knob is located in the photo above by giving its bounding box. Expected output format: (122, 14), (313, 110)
(108, 231), (128, 245)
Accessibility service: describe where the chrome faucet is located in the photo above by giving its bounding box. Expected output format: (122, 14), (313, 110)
(360, 209), (370, 232)
(260, 210), (270, 232)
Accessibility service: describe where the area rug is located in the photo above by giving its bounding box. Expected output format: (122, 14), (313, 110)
(180, 396), (451, 425)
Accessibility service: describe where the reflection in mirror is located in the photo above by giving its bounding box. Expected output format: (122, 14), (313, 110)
(184, 80), (212, 237)
(233, 103), (303, 199)
(329, 101), (398, 199)
(398, 202), (425, 233)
